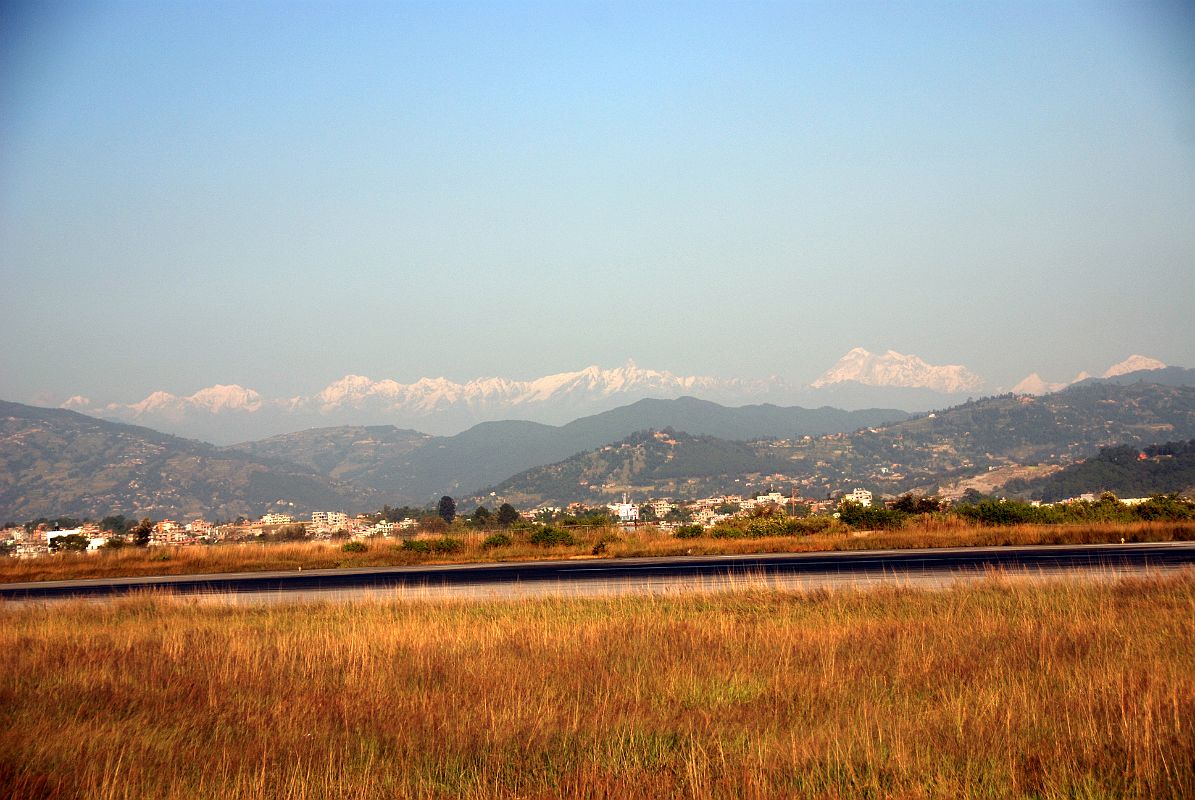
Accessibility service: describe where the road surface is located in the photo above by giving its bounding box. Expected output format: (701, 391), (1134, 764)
(1, 542), (1192, 603)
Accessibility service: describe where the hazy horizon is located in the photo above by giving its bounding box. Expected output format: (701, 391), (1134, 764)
(3, 1), (1194, 407)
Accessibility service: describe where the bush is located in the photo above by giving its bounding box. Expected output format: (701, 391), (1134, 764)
(529, 526), (576, 547)
(674, 525), (704, 539)
(341, 541), (367, 553)
(482, 532), (513, 549)
(791, 516), (834, 534)
(952, 499), (1055, 526)
(431, 537), (464, 554)
(838, 501), (906, 530)
(400, 537), (464, 554)
(709, 524), (747, 539)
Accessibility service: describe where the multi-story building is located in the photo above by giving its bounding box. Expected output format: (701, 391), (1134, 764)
(261, 513), (294, 525)
(150, 520), (189, 546)
(311, 511), (348, 530)
(649, 499), (675, 518)
(844, 488), (873, 508)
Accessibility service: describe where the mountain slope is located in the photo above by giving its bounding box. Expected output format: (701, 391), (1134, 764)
(478, 382), (1195, 506)
(0, 401), (380, 521)
(811, 348), (983, 393)
(70, 360), (790, 442)
(477, 429), (789, 507)
(1003, 440), (1195, 502)
(228, 397), (910, 503)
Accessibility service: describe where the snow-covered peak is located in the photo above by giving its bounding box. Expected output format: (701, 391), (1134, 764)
(1012, 373), (1066, 396)
(60, 395), (92, 410)
(811, 348), (983, 394)
(1103, 355), (1166, 378)
(189, 384), (262, 413)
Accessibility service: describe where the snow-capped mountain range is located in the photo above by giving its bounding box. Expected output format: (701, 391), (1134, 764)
(1011, 355), (1167, 395)
(50, 351), (1171, 444)
(811, 348), (984, 394)
(64, 361), (789, 443)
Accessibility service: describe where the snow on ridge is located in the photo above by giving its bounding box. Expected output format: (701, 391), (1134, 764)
(1103, 355), (1166, 378)
(84, 360), (775, 424)
(811, 348), (983, 394)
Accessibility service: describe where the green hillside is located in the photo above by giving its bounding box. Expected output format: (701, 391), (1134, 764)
(477, 429), (790, 507)
(0, 401), (381, 521)
(481, 382), (1195, 506)
(228, 397), (908, 503)
(1004, 440), (1195, 502)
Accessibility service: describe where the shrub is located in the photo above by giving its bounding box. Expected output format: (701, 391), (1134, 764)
(709, 524), (747, 539)
(341, 541), (367, 553)
(529, 526), (576, 547)
(431, 537), (464, 554)
(674, 525), (704, 539)
(838, 501), (906, 530)
(400, 537), (463, 554)
(482, 533), (513, 549)
(791, 516), (834, 534)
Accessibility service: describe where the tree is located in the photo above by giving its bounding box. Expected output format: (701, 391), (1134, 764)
(49, 533), (89, 553)
(470, 506), (492, 527)
(891, 494), (942, 514)
(437, 496), (456, 524)
(130, 517), (153, 547)
(496, 503), (520, 527)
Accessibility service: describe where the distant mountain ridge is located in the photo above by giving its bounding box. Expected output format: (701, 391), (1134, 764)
(481, 382), (1195, 507)
(1012, 355), (1169, 396)
(66, 361), (790, 442)
(54, 351), (1179, 442)
(0, 401), (380, 521)
(812, 348), (983, 394)
(227, 396), (911, 503)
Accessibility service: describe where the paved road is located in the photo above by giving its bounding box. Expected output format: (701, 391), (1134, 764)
(1, 542), (1192, 603)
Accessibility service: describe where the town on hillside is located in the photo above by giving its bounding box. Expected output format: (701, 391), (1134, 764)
(2, 483), (1169, 560)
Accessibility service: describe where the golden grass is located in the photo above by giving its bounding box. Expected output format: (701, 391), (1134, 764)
(2, 520), (1192, 585)
(1, 573), (1192, 798)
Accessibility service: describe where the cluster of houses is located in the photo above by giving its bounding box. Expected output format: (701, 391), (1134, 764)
(4, 488), (882, 559)
(542, 487), (875, 528)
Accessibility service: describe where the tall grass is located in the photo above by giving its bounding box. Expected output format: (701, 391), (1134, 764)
(2, 520), (1192, 584)
(0, 573), (1192, 798)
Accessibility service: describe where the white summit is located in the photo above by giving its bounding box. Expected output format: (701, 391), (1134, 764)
(811, 348), (984, 394)
(1103, 355), (1166, 378)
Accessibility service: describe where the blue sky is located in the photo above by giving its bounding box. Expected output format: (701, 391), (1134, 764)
(2, 1), (1193, 403)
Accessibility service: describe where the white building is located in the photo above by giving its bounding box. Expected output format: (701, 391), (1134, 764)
(608, 494), (640, 523)
(845, 488), (873, 507)
(311, 511), (348, 529)
(261, 513), (294, 525)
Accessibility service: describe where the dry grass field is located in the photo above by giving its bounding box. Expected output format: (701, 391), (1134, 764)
(1, 572), (1192, 799)
(2, 519), (1193, 584)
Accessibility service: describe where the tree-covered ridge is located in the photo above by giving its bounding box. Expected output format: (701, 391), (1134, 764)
(1004, 440), (1195, 502)
(0, 401), (380, 521)
(225, 425), (431, 491)
(479, 429), (791, 507)
(480, 383), (1195, 506)
(755, 382), (1195, 498)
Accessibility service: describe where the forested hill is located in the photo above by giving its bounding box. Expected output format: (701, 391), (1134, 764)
(477, 382), (1195, 506)
(474, 429), (788, 508)
(227, 396), (908, 503)
(1004, 440), (1195, 502)
(0, 401), (381, 521)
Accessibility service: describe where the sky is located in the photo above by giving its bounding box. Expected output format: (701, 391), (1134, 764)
(2, 0), (1194, 405)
